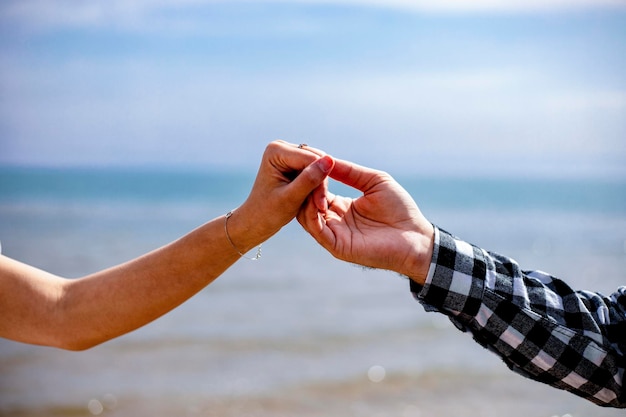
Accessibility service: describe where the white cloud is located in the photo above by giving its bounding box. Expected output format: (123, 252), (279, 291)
(544, 91), (626, 113)
(2, 0), (625, 33)
(1, 58), (624, 177)
(295, 0), (626, 13)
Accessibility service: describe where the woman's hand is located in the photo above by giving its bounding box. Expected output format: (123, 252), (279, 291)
(225, 140), (335, 253)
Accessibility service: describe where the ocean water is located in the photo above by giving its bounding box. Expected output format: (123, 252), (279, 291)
(0, 167), (625, 417)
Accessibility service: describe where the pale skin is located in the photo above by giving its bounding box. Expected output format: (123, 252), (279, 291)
(297, 157), (435, 286)
(0, 141), (333, 351)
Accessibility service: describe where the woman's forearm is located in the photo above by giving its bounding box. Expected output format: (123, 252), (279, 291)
(57, 215), (247, 350)
(0, 214), (253, 350)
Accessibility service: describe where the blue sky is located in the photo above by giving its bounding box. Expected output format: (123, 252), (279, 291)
(0, 0), (625, 177)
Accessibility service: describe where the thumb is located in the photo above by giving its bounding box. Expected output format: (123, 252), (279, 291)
(288, 155), (334, 202)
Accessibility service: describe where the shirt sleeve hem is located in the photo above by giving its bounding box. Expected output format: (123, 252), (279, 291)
(412, 226), (487, 321)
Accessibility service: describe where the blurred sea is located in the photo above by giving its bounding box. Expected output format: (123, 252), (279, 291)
(0, 167), (625, 417)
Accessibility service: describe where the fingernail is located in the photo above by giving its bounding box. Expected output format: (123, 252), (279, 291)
(318, 155), (333, 173)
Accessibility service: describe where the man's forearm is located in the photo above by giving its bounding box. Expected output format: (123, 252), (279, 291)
(412, 227), (625, 407)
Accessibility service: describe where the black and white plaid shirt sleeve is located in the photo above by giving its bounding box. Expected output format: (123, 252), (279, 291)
(411, 226), (626, 408)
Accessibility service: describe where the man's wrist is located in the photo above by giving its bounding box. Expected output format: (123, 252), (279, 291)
(402, 224), (435, 286)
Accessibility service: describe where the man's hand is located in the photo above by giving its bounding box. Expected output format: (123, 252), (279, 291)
(297, 157), (434, 285)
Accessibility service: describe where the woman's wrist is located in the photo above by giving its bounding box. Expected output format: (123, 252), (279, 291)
(222, 205), (273, 257)
(223, 211), (262, 260)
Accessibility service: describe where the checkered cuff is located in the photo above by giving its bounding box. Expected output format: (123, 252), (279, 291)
(412, 226), (489, 324)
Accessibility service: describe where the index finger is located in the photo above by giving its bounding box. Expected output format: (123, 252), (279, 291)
(328, 158), (387, 193)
